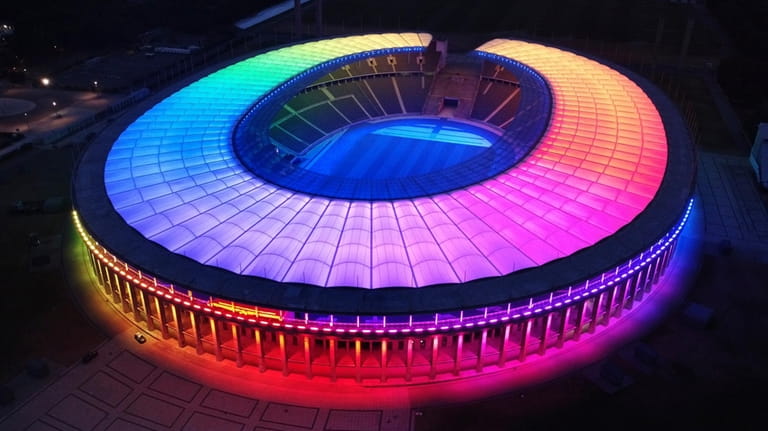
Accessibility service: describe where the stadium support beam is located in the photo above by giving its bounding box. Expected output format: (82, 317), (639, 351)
(233, 324), (244, 368)
(210, 318), (222, 361)
(190, 311), (203, 354)
(329, 338), (337, 381)
(498, 324), (511, 367)
(254, 328), (266, 372)
(476, 329), (488, 372)
(303, 335), (312, 378)
(539, 313), (553, 355)
(430, 335), (440, 378)
(454, 334), (463, 375)
(381, 339), (388, 382)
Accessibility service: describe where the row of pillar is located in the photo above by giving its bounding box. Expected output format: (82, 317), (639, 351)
(85, 239), (675, 383)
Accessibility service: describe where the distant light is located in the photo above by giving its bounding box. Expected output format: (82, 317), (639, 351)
(52, 101), (56, 107)
(41, 77), (50, 86)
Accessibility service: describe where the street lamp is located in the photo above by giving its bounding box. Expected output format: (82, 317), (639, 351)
(41, 77), (50, 87)
(23, 112), (30, 131)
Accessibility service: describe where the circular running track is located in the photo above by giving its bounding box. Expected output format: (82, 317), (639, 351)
(96, 34), (667, 291)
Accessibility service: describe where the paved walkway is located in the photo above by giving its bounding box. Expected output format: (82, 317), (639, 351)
(697, 151), (768, 260)
(2, 338), (410, 431)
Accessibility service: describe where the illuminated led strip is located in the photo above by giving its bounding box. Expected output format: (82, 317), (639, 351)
(104, 37), (666, 289)
(73, 198), (693, 335)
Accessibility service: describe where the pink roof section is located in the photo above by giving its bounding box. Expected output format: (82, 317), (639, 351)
(106, 37), (667, 289)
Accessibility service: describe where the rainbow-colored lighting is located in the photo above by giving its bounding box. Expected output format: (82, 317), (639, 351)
(72, 198), (692, 334)
(104, 36), (667, 289)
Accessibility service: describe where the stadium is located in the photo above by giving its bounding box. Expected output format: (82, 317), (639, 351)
(71, 33), (695, 384)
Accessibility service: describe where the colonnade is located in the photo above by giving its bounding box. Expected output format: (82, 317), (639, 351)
(83, 239), (676, 383)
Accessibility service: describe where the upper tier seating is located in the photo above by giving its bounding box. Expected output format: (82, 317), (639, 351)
(471, 79), (521, 127)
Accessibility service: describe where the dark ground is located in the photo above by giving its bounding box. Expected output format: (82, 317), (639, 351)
(0, 145), (106, 382)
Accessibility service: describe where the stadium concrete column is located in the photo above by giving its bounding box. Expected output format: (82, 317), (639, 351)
(254, 328), (266, 372)
(519, 320), (532, 362)
(154, 297), (169, 339)
(279, 332), (288, 376)
(430, 335), (439, 378)
(636, 266), (648, 302)
(232, 324), (244, 367)
(651, 254), (662, 284)
(381, 339), (388, 382)
(650, 256), (662, 287)
(589, 293), (604, 333)
(315, 0), (323, 36)
(476, 328), (488, 372)
(140, 290), (155, 330)
(659, 246), (672, 278)
(87, 250), (99, 282)
(573, 300), (587, 341)
(557, 307), (571, 347)
(539, 312), (553, 355)
(110, 270), (122, 305)
(653, 247), (671, 283)
(94, 258), (109, 296)
(454, 333), (464, 375)
(209, 318), (223, 361)
(124, 282), (139, 319)
(329, 338), (337, 381)
(497, 324), (511, 367)
(117, 279), (130, 313)
(626, 272), (640, 310)
(303, 335), (312, 379)
(604, 284), (618, 324)
(406, 338), (414, 381)
(103, 265), (116, 300)
(189, 311), (203, 354)
(170, 303), (185, 347)
(615, 279), (630, 318)
(355, 339), (362, 382)
(110, 271), (121, 305)
(93, 259), (106, 294)
(643, 261), (655, 293)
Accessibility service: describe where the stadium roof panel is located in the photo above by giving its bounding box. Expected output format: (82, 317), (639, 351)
(73, 35), (694, 315)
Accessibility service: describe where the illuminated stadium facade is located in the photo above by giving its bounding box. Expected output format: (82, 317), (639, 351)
(72, 33), (695, 383)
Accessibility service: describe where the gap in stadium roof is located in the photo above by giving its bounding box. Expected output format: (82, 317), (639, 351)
(233, 41), (551, 200)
